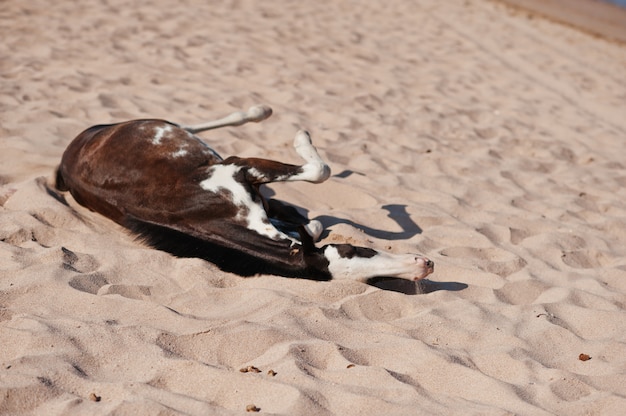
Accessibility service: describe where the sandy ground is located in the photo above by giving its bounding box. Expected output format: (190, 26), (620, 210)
(499, 0), (626, 44)
(1, 0), (626, 414)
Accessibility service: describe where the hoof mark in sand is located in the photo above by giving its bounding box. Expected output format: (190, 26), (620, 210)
(494, 280), (550, 305)
(440, 246), (527, 277)
(98, 284), (152, 300)
(550, 377), (592, 402)
(61, 247), (99, 273)
(0, 307), (14, 322)
(561, 249), (607, 269)
(68, 273), (108, 295)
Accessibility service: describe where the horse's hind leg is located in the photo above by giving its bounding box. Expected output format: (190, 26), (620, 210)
(226, 130), (330, 185)
(180, 105), (272, 133)
(288, 130), (332, 183)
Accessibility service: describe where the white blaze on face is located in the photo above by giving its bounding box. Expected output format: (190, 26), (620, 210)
(324, 246), (433, 281)
(199, 165), (293, 242)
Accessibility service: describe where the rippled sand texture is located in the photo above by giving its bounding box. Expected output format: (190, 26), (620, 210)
(1, 0), (626, 414)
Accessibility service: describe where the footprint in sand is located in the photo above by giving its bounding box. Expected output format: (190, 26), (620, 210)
(439, 246), (527, 278)
(338, 290), (417, 322)
(61, 246), (99, 273)
(68, 274), (153, 300)
(62, 246), (110, 295)
(494, 279), (551, 305)
(476, 221), (546, 247)
(98, 284), (152, 300)
(288, 342), (355, 372)
(0, 306), (13, 323)
(550, 378), (592, 402)
(156, 325), (293, 368)
(561, 249), (608, 269)
(68, 273), (108, 295)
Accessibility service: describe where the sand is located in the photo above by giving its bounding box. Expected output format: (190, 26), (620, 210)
(498, 0), (626, 44)
(1, 0), (626, 414)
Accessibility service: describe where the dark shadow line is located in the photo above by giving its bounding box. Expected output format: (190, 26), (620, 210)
(315, 204), (422, 241)
(332, 169), (366, 179)
(366, 278), (468, 295)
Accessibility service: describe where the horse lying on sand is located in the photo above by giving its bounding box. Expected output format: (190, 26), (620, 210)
(55, 105), (434, 281)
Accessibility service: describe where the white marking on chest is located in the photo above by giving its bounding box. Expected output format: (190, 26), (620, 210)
(152, 124), (174, 145)
(199, 165), (293, 242)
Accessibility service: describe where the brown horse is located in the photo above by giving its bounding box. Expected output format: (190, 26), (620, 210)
(55, 105), (433, 281)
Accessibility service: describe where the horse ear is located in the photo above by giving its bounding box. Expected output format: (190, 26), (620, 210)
(296, 225), (332, 281)
(297, 225), (316, 251)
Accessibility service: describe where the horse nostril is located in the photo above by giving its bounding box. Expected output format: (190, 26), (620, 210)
(416, 257), (434, 268)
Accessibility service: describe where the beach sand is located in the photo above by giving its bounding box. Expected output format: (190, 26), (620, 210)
(1, 0), (626, 414)
(498, 0), (626, 44)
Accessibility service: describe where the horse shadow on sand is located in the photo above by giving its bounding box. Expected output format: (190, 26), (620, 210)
(264, 174), (468, 295)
